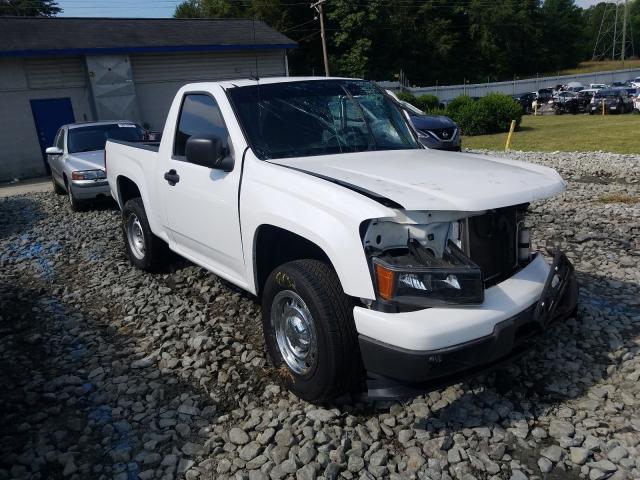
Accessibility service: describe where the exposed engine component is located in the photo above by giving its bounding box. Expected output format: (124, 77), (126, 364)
(362, 205), (531, 311)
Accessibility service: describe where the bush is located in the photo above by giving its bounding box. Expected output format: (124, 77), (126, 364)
(445, 93), (522, 136)
(414, 94), (440, 112)
(451, 102), (492, 136)
(445, 95), (476, 120)
(478, 93), (523, 132)
(395, 91), (417, 105)
(392, 92), (440, 113)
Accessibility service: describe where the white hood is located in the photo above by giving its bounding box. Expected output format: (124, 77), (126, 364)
(270, 149), (566, 211)
(67, 150), (105, 171)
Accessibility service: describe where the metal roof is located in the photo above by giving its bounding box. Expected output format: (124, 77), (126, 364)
(0, 17), (297, 57)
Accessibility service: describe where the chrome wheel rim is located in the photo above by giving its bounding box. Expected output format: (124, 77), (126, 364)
(271, 290), (317, 375)
(126, 214), (146, 260)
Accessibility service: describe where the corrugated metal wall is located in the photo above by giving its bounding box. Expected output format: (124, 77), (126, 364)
(24, 57), (86, 89)
(131, 50), (286, 130)
(131, 51), (285, 83)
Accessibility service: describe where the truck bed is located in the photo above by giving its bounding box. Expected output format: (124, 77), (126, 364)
(108, 139), (160, 153)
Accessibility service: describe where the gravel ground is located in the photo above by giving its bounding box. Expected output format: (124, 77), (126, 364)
(1, 150), (639, 480)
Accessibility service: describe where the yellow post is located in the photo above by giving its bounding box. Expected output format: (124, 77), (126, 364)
(602, 99), (606, 116)
(505, 120), (517, 151)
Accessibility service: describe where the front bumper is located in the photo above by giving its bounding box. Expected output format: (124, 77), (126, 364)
(70, 179), (111, 199)
(356, 253), (578, 399)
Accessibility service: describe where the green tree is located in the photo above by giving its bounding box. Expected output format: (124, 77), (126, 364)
(0, 0), (61, 16)
(174, 0), (248, 19)
(540, 0), (584, 69)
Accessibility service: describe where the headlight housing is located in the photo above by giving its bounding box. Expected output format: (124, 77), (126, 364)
(71, 170), (106, 180)
(373, 240), (484, 308)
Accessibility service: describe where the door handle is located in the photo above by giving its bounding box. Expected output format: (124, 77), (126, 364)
(164, 169), (180, 186)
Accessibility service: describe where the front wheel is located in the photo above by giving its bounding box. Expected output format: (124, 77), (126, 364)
(67, 184), (84, 211)
(122, 197), (166, 271)
(261, 259), (363, 403)
(51, 175), (65, 195)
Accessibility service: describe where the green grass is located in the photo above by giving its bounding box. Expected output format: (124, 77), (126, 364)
(558, 59), (640, 76)
(463, 114), (640, 154)
(519, 60), (640, 79)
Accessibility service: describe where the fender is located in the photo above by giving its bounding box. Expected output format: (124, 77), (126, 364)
(240, 154), (394, 299)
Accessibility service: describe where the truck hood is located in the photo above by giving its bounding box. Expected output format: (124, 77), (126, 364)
(67, 150), (105, 171)
(269, 149), (566, 211)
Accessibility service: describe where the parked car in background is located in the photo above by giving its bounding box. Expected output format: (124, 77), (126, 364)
(630, 77), (640, 88)
(46, 121), (148, 210)
(105, 77), (578, 402)
(577, 89), (598, 112)
(611, 81), (626, 88)
(532, 88), (554, 110)
(513, 92), (537, 114)
(552, 91), (579, 114)
(388, 92), (462, 151)
(589, 89), (634, 114)
(564, 82), (584, 93)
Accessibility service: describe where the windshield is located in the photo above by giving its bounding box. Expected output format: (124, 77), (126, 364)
(68, 124), (145, 153)
(227, 80), (419, 160)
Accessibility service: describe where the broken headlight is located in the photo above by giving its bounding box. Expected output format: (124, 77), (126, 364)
(373, 239), (484, 308)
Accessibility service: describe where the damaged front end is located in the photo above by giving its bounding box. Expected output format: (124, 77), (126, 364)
(362, 205), (532, 312)
(357, 204), (579, 400)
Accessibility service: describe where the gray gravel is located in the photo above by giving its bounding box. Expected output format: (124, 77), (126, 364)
(1, 150), (639, 480)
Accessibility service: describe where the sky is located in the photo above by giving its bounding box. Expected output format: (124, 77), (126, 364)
(58, 0), (182, 18)
(57, 0), (607, 19)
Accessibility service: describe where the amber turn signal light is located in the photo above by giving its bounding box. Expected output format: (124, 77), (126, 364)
(375, 263), (396, 301)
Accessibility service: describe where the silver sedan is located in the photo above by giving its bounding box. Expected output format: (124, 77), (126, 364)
(46, 121), (146, 210)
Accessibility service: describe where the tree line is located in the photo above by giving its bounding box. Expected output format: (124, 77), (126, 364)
(3, 0), (639, 86)
(173, 0), (640, 85)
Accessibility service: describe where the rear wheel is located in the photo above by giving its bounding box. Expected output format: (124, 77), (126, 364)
(261, 259), (363, 403)
(122, 197), (166, 271)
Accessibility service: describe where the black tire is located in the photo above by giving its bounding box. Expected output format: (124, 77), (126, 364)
(67, 183), (84, 212)
(51, 175), (65, 195)
(261, 259), (363, 403)
(121, 197), (166, 271)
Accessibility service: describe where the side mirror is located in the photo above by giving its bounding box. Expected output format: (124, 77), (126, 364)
(185, 135), (233, 172)
(46, 146), (63, 155)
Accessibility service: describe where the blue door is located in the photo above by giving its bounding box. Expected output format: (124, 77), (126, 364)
(30, 98), (75, 173)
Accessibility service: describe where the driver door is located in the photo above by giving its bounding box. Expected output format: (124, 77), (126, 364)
(162, 93), (246, 285)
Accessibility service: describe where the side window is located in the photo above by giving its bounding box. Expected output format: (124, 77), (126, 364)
(174, 94), (230, 159)
(54, 129), (64, 150)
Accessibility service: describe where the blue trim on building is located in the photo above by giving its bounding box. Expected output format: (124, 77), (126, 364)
(0, 43), (297, 57)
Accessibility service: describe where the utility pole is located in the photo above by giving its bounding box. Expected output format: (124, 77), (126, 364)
(621, 0), (629, 65)
(311, 0), (330, 77)
(612, 1), (619, 60)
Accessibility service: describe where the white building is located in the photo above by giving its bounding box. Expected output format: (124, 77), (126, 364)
(0, 17), (295, 181)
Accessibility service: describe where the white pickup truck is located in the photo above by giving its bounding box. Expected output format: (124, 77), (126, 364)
(106, 77), (578, 402)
